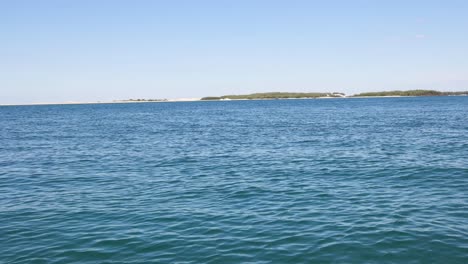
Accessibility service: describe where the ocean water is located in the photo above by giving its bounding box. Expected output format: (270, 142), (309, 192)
(0, 96), (467, 263)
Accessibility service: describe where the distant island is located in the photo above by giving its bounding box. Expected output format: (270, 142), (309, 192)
(2, 90), (468, 106)
(108, 90), (468, 105)
(201, 92), (345, 100)
(200, 90), (468, 100)
(352, 90), (468, 97)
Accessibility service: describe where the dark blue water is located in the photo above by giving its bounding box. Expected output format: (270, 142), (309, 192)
(1, 97), (467, 263)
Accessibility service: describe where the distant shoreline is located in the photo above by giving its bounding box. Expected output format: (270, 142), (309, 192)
(200, 90), (468, 101)
(1, 94), (467, 107)
(0, 99), (200, 107)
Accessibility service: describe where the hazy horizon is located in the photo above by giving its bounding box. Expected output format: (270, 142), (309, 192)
(2, 0), (468, 104)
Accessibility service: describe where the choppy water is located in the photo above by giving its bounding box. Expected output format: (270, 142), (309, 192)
(1, 97), (467, 263)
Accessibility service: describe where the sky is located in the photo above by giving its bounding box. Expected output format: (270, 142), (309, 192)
(1, 0), (468, 104)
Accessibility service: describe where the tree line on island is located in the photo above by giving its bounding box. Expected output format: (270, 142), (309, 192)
(201, 92), (345, 100)
(352, 90), (468, 97)
(200, 90), (468, 100)
(118, 90), (468, 102)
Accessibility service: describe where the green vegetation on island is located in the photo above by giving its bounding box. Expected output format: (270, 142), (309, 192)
(201, 92), (345, 100)
(353, 90), (468, 97)
(116, 90), (467, 103)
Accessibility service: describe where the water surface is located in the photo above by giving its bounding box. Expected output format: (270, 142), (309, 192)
(1, 97), (467, 263)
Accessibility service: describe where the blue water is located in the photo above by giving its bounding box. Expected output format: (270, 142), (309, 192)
(1, 97), (467, 263)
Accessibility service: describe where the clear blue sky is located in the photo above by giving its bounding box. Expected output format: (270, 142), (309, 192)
(1, 0), (468, 104)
